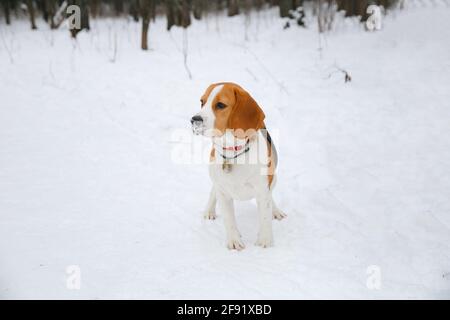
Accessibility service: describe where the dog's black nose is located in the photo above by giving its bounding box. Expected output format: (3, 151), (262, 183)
(191, 115), (203, 123)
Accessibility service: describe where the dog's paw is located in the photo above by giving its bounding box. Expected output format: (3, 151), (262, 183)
(273, 209), (287, 220)
(255, 231), (273, 248)
(203, 211), (217, 220)
(227, 235), (245, 251)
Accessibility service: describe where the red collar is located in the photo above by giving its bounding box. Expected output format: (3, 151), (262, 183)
(214, 139), (251, 160)
(222, 144), (245, 152)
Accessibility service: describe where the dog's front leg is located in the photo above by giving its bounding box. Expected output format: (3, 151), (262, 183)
(216, 190), (245, 250)
(256, 192), (274, 248)
(203, 187), (217, 220)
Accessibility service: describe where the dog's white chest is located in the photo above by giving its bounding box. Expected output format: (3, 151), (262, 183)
(209, 164), (259, 201)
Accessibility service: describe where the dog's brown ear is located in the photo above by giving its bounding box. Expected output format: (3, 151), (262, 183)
(228, 86), (265, 138)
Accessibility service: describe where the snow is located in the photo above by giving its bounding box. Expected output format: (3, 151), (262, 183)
(1, 1), (450, 299)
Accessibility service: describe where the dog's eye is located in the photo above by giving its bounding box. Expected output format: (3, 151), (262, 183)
(216, 102), (226, 109)
(200, 99), (204, 107)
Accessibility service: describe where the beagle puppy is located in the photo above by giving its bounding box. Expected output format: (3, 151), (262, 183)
(191, 82), (286, 250)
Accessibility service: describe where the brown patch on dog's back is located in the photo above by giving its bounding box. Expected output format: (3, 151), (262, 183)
(262, 128), (277, 188)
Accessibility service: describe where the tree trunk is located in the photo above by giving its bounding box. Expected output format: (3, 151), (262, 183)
(192, 0), (204, 20)
(2, 0), (11, 25)
(90, 0), (101, 18)
(39, 0), (48, 22)
(26, 0), (37, 29)
(181, 0), (191, 28)
(166, 0), (190, 30)
(358, 0), (368, 21)
(293, 0), (302, 9)
(141, 19), (149, 50)
(130, 0), (140, 22)
(43, 0), (56, 29)
(140, 0), (152, 50)
(114, 0), (124, 16)
(227, 0), (239, 17)
(165, 0), (176, 30)
(254, 0), (264, 10)
(150, 0), (156, 21)
(278, 0), (292, 18)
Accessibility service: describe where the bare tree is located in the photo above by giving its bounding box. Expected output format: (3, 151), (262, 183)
(243, 0), (252, 41)
(166, 0), (191, 30)
(192, 0), (205, 20)
(90, 0), (101, 18)
(2, 0), (12, 25)
(26, 0), (38, 29)
(181, 0), (192, 78)
(278, 0), (292, 17)
(165, 0), (178, 30)
(42, 0), (57, 29)
(129, 0), (140, 22)
(114, 0), (124, 16)
(140, 0), (153, 50)
(180, 0), (191, 27)
(227, 0), (239, 17)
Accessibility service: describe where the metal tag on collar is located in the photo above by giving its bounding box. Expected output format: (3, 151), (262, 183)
(222, 161), (232, 173)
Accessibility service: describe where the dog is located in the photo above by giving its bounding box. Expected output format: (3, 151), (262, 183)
(191, 82), (286, 250)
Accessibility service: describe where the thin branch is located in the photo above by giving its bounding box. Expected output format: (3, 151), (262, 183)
(245, 68), (258, 82)
(182, 28), (192, 80)
(325, 64), (352, 83)
(110, 30), (118, 63)
(245, 47), (289, 94)
(0, 27), (14, 64)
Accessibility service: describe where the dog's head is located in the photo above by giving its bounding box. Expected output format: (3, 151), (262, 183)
(191, 82), (265, 139)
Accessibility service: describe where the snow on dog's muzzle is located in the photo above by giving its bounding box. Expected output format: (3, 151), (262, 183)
(191, 115), (204, 135)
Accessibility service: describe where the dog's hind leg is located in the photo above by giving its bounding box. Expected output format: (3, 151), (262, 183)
(203, 187), (217, 220)
(255, 193), (274, 248)
(272, 197), (287, 220)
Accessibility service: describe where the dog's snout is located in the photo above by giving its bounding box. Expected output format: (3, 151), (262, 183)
(191, 115), (203, 124)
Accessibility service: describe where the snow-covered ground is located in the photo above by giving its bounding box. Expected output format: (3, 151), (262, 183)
(1, 1), (450, 299)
